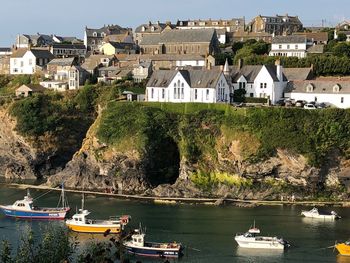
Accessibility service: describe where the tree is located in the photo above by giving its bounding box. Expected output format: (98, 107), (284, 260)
(337, 32), (348, 42)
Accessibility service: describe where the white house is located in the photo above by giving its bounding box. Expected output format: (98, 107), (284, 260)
(231, 61), (287, 104)
(132, 61), (152, 82)
(146, 69), (230, 103)
(285, 80), (350, 108)
(10, 49), (54, 75)
(269, 35), (307, 58)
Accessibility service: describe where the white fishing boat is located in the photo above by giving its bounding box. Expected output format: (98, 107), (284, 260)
(234, 223), (289, 250)
(301, 207), (341, 220)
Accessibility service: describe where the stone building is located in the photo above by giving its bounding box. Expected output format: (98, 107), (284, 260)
(134, 21), (174, 45)
(84, 24), (132, 52)
(139, 29), (219, 56)
(247, 14), (303, 35)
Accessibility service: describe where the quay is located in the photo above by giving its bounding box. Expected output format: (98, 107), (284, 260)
(1, 182), (349, 207)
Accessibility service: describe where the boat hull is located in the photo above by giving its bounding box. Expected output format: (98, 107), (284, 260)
(66, 222), (122, 234)
(336, 243), (350, 256)
(0, 206), (68, 220)
(124, 245), (181, 258)
(235, 237), (285, 250)
(301, 211), (337, 220)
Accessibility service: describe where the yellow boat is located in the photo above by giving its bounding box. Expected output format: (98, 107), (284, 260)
(336, 242), (350, 256)
(65, 196), (130, 234)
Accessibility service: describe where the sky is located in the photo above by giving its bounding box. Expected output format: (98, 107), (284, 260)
(0, 0), (348, 46)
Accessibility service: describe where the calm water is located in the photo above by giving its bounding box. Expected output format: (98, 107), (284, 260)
(0, 185), (350, 263)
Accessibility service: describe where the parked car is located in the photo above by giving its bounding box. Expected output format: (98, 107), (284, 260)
(316, 102), (328, 109)
(295, 100), (306, 107)
(304, 103), (317, 109)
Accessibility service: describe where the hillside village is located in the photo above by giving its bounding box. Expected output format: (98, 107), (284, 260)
(1, 14), (350, 108)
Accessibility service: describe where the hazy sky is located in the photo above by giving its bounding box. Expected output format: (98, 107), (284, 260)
(0, 0), (348, 46)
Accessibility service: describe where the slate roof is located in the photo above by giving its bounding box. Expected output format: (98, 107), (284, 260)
(287, 80), (350, 94)
(30, 49), (55, 59)
(135, 22), (172, 33)
(47, 57), (75, 66)
(283, 67), (313, 81)
(18, 84), (46, 92)
(140, 29), (216, 45)
(176, 18), (245, 27)
(108, 42), (134, 49)
(51, 43), (86, 49)
(115, 53), (205, 62)
(82, 55), (115, 70)
(306, 44), (324, 54)
(231, 65), (287, 82)
(272, 35), (306, 44)
(85, 25), (129, 37)
(0, 48), (11, 52)
(147, 69), (222, 89)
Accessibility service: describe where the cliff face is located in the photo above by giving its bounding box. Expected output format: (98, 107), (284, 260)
(0, 108), (37, 179)
(2, 102), (350, 200)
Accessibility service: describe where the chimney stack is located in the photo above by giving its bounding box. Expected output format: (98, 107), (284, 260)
(275, 59), (283, 82)
(238, 58), (243, 69)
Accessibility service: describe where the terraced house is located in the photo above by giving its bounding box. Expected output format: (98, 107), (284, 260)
(139, 29), (219, 56)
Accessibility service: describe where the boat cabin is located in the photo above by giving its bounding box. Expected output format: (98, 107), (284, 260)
(131, 231), (145, 247)
(71, 209), (90, 224)
(12, 194), (33, 211)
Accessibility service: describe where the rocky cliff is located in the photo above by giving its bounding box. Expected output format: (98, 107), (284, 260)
(2, 100), (350, 200)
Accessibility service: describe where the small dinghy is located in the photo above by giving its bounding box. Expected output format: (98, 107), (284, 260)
(234, 223), (289, 250)
(123, 227), (183, 258)
(301, 207), (341, 220)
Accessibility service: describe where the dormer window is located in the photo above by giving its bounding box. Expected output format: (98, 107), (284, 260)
(306, 83), (314, 92)
(141, 26), (145, 32)
(93, 32), (97, 37)
(151, 26), (155, 32)
(333, 84), (341, 93)
(101, 32), (105, 37)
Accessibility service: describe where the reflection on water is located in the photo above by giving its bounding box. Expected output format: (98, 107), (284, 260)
(337, 255), (350, 263)
(235, 247), (284, 258)
(301, 217), (337, 225)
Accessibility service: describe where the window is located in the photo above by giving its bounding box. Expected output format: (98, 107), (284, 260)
(314, 96), (317, 102)
(260, 83), (263, 89)
(250, 93), (253, 97)
(206, 89), (209, 100)
(151, 88), (154, 99)
(195, 89), (198, 100)
(162, 89), (165, 99)
(341, 97), (344, 103)
(295, 45), (298, 50)
(28, 59), (32, 65)
(181, 88), (184, 99)
(287, 45), (290, 49)
(174, 87), (176, 98)
(264, 83), (267, 89)
(279, 45), (282, 49)
(93, 32), (97, 37)
(333, 84), (341, 93)
(306, 84), (314, 92)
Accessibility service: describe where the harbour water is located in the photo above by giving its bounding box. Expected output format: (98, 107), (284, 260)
(0, 185), (350, 263)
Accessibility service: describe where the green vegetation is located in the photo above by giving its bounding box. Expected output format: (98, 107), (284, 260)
(96, 102), (350, 178)
(0, 226), (75, 263)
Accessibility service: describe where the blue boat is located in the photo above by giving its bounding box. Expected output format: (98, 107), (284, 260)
(0, 187), (70, 220)
(123, 227), (183, 258)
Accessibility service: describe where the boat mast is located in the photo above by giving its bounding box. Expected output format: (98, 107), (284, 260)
(81, 194), (85, 211)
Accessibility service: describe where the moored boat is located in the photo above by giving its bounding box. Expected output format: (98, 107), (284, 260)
(65, 195), (130, 234)
(301, 207), (341, 220)
(335, 241), (350, 256)
(0, 186), (70, 220)
(123, 228), (183, 258)
(234, 224), (289, 250)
